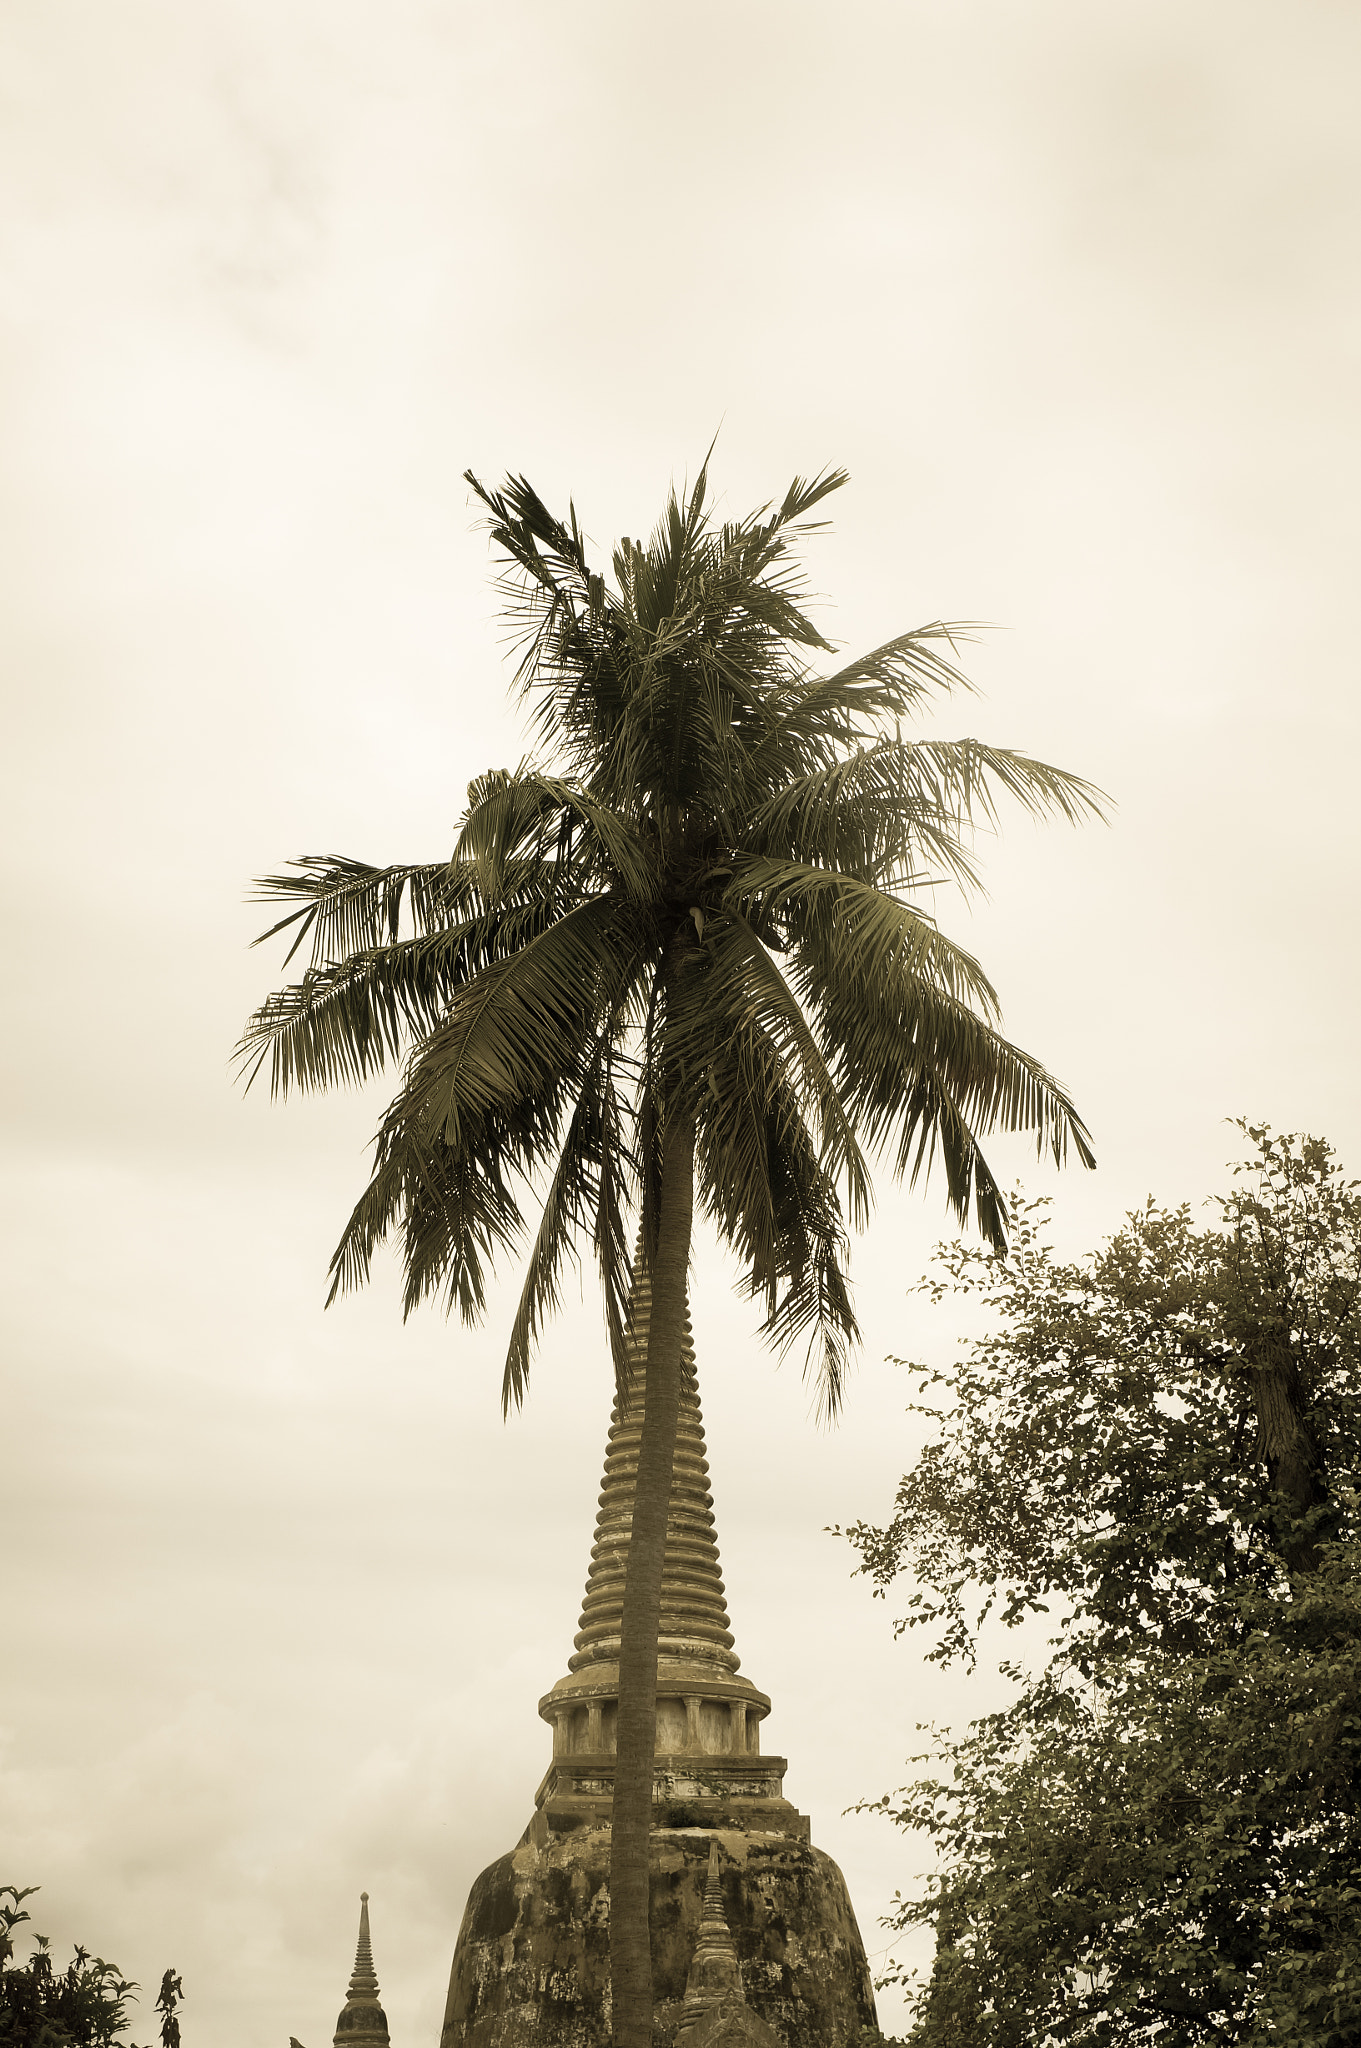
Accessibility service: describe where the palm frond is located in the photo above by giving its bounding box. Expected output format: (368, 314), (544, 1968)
(742, 742), (979, 892)
(465, 470), (595, 597)
(688, 988), (858, 1416)
(323, 903), (651, 1324)
(325, 1116), (525, 1322)
(811, 621), (982, 707)
(249, 857), (470, 969)
(802, 940), (1096, 1199)
(898, 739), (1111, 832)
(455, 767), (565, 905)
(688, 911), (872, 1227)
(741, 627), (984, 782)
(774, 466), (851, 525)
(235, 893), (577, 1097)
(876, 1061), (1012, 1252)
(742, 737), (1106, 894)
(395, 896), (647, 1152)
(592, 1072), (637, 1393)
(238, 938), (452, 1096)
(501, 1012), (639, 1412)
(464, 472), (623, 754)
(728, 857), (1004, 1020)
(458, 766), (660, 906)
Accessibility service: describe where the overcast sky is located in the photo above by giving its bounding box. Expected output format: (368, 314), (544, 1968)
(3, 3), (1359, 2043)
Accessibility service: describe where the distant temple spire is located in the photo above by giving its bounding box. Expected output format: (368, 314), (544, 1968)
(332, 1894), (390, 2048)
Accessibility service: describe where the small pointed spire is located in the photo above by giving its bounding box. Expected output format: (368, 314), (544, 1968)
(677, 1841), (783, 2045)
(682, 1840), (743, 2009)
(346, 1894), (380, 2002)
(333, 1894), (389, 2048)
(701, 1839), (725, 1930)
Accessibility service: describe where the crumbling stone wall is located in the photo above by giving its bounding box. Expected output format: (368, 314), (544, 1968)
(441, 1825), (877, 2048)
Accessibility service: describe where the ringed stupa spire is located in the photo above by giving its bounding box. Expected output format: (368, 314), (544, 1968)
(534, 1258), (795, 1830)
(332, 1894), (389, 2048)
(569, 1268), (737, 1677)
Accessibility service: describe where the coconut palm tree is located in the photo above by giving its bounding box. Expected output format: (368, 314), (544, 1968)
(237, 461), (1104, 2048)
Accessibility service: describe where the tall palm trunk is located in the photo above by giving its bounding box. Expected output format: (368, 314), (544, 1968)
(610, 1101), (696, 2048)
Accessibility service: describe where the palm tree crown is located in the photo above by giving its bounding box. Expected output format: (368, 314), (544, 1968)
(240, 462), (1100, 1416)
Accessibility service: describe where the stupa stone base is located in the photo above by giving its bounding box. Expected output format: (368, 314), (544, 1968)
(439, 1814), (878, 2048)
(531, 1748), (803, 1841)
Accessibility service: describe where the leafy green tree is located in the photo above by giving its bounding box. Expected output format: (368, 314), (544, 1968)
(238, 461), (1101, 2046)
(0, 1889), (173, 2048)
(846, 1126), (1361, 2046)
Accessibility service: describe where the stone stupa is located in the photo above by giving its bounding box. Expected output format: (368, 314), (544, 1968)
(438, 1268), (879, 2047)
(333, 1895), (391, 2048)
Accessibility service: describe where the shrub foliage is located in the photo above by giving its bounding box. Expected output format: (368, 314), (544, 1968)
(0, 1890), (180, 2048)
(846, 1127), (1361, 2047)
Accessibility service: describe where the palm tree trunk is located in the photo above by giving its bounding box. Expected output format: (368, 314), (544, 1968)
(610, 1104), (696, 2048)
